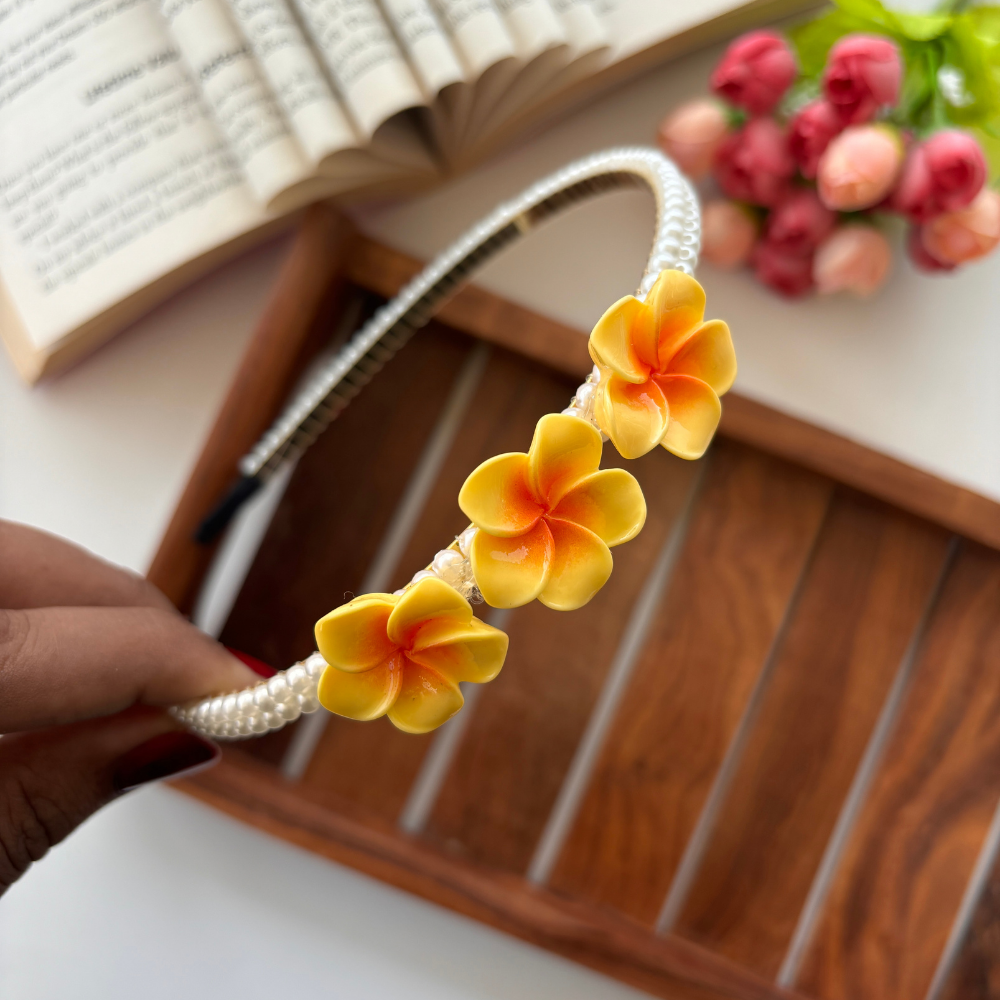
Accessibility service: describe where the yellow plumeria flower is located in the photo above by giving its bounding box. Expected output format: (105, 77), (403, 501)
(458, 413), (646, 611)
(589, 269), (737, 460)
(315, 576), (508, 734)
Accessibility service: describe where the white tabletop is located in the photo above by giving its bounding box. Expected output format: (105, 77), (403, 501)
(2, 32), (998, 1000)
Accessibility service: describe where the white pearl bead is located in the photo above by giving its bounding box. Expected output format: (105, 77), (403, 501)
(236, 689), (255, 713)
(250, 714), (268, 734)
(267, 674), (290, 701)
(254, 686), (276, 711)
(287, 665), (309, 693)
(209, 696), (225, 722)
(410, 569), (436, 586)
(457, 526), (477, 557)
(196, 702), (212, 725)
(236, 717), (252, 736)
(222, 694), (239, 720)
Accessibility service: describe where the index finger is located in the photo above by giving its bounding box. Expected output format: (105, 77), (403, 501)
(0, 605), (261, 733)
(0, 520), (175, 613)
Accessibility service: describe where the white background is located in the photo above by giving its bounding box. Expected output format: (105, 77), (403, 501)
(2, 17), (998, 1000)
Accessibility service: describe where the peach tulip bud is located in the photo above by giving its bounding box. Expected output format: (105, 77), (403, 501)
(907, 227), (956, 273)
(657, 99), (729, 180)
(817, 124), (903, 211)
(921, 188), (1000, 265)
(813, 224), (892, 296)
(701, 200), (758, 268)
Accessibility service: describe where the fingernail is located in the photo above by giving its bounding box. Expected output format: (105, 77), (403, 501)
(226, 646), (276, 678)
(113, 732), (220, 793)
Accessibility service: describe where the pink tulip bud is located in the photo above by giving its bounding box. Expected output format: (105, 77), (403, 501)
(892, 130), (987, 222)
(907, 227), (956, 272)
(817, 124), (903, 211)
(823, 34), (902, 125)
(765, 189), (836, 256)
(921, 188), (1000, 264)
(714, 117), (795, 208)
(657, 99), (730, 180)
(701, 200), (759, 268)
(813, 224), (892, 296)
(789, 100), (843, 179)
(711, 30), (797, 116)
(753, 241), (814, 297)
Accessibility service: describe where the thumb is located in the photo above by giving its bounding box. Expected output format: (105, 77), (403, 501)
(0, 706), (218, 896)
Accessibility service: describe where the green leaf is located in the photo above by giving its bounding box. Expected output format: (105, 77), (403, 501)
(789, 11), (865, 76)
(892, 13), (953, 41)
(973, 126), (1000, 182)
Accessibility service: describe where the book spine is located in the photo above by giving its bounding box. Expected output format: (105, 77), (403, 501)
(287, 0), (426, 138)
(160, 0), (312, 204)
(379, 0), (466, 97)
(222, 0), (362, 163)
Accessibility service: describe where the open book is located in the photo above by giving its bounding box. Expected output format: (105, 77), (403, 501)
(0, 0), (807, 382)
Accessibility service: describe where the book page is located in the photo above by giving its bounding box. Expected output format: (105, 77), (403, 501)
(160, 0), (314, 206)
(289, 0), (425, 138)
(495, 0), (565, 61)
(379, 0), (464, 97)
(222, 0), (362, 164)
(431, 0), (515, 79)
(551, 0), (607, 58)
(0, 0), (267, 353)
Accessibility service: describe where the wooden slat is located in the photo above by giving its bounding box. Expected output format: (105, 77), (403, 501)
(218, 324), (471, 768)
(797, 542), (1000, 1000)
(424, 440), (701, 872)
(938, 862), (1000, 1000)
(344, 237), (1000, 554)
(300, 346), (574, 820)
(178, 751), (811, 1000)
(548, 441), (832, 925)
(673, 492), (951, 977)
(147, 205), (356, 611)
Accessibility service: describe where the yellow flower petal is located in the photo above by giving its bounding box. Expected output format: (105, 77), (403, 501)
(665, 319), (737, 395)
(387, 575), (471, 649)
(458, 452), (542, 537)
(317, 651), (404, 721)
(314, 595), (397, 672)
(655, 374), (722, 460)
(470, 518), (553, 609)
(587, 295), (655, 382)
(538, 518), (613, 611)
(550, 469), (647, 547)
(594, 372), (669, 460)
(409, 618), (509, 684)
(387, 659), (464, 734)
(527, 413), (603, 507)
(643, 270), (706, 370)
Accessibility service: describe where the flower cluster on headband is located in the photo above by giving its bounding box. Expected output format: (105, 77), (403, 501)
(315, 269), (732, 732)
(589, 270), (736, 461)
(316, 576), (508, 733)
(658, 2), (1000, 298)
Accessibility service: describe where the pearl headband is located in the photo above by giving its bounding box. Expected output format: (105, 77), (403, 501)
(171, 147), (735, 740)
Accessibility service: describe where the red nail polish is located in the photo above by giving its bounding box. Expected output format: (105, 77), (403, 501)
(226, 646), (276, 678)
(112, 732), (220, 793)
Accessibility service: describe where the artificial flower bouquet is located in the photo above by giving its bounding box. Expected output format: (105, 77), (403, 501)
(658, 0), (1000, 297)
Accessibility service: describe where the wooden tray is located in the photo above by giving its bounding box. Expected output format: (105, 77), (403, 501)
(149, 205), (1000, 1000)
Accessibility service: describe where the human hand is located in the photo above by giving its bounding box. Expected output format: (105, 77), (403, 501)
(0, 519), (259, 896)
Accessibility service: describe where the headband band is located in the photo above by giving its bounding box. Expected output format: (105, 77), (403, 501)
(172, 147), (733, 741)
